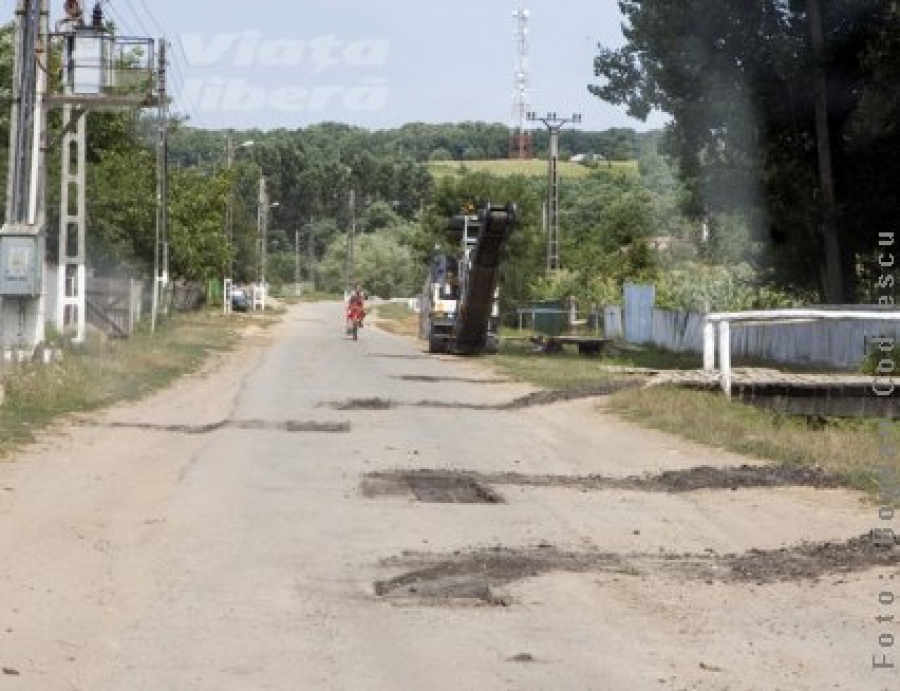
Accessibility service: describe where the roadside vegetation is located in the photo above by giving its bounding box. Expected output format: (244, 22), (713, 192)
(0, 312), (259, 458)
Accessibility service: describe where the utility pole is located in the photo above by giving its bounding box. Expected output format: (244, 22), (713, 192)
(808, 0), (843, 303)
(257, 176), (266, 309)
(527, 111), (581, 272)
(2, 1), (160, 350)
(151, 39), (169, 331)
(345, 189), (356, 289)
(46, 2), (161, 341)
(294, 227), (300, 294)
(223, 134), (235, 313)
(307, 217), (316, 291)
(1, 0), (49, 352)
(256, 177), (277, 310)
(223, 135), (253, 312)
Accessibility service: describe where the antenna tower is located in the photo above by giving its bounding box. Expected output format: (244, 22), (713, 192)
(509, 8), (533, 159)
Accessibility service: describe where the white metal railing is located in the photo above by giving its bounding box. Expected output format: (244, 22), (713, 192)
(704, 309), (900, 395)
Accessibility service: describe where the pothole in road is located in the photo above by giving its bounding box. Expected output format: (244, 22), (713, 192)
(363, 471), (503, 504)
(331, 398), (395, 411)
(494, 382), (640, 409)
(645, 464), (846, 491)
(718, 534), (900, 583)
(97, 419), (351, 434)
(326, 382), (640, 412)
(363, 465), (847, 497)
(397, 375), (510, 384)
(374, 545), (627, 604)
(369, 353), (430, 360)
(374, 534), (900, 604)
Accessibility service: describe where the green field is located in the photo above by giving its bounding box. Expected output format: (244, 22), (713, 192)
(428, 158), (637, 179)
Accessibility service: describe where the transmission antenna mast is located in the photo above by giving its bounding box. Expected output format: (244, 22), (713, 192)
(509, 8), (533, 160)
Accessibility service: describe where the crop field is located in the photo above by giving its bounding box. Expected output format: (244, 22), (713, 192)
(427, 158), (637, 179)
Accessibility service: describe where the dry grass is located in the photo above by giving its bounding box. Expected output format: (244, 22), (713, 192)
(607, 387), (896, 491)
(0, 311), (245, 458)
(372, 302), (420, 339)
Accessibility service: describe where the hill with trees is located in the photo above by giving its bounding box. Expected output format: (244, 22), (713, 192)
(3, 2), (895, 320)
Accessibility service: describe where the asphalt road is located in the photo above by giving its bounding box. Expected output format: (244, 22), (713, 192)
(0, 301), (896, 690)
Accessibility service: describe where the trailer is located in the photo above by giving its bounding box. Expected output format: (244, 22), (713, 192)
(419, 204), (517, 355)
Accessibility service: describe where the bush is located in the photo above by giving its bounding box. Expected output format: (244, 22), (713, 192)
(654, 262), (809, 312)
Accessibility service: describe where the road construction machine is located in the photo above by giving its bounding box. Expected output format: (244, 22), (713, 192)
(419, 203), (517, 355)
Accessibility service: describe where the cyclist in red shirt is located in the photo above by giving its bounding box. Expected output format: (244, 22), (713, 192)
(346, 284), (367, 329)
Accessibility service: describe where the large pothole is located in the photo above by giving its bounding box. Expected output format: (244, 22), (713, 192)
(363, 471), (503, 504)
(325, 382), (640, 412)
(375, 534), (899, 604)
(363, 464), (847, 497)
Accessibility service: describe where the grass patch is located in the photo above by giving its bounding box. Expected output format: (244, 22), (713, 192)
(0, 311), (247, 459)
(492, 342), (620, 390)
(372, 302), (419, 339)
(607, 387), (895, 486)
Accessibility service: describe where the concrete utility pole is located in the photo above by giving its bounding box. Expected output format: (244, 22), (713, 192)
(346, 189), (356, 289)
(1, 2), (160, 350)
(257, 177), (266, 309)
(256, 177), (278, 310)
(294, 227), (300, 294)
(47, 2), (160, 341)
(151, 39), (169, 332)
(223, 135), (253, 312)
(527, 111), (581, 272)
(307, 217), (316, 290)
(0, 0), (49, 353)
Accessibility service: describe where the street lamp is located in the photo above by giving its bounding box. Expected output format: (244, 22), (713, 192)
(527, 111), (581, 272)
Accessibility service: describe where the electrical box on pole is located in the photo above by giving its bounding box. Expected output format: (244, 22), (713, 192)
(0, 232), (43, 297)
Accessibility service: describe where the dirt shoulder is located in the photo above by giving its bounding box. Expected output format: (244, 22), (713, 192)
(0, 319), (282, 688)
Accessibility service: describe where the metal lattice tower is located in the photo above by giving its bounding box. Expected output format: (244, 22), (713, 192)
(509, 8), (533, 160)
(527, 112), (581, 272)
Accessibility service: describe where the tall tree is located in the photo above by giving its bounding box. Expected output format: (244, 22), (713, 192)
(591, 0), (894, 302)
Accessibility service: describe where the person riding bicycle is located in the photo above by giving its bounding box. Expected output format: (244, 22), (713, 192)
(346, 285), (367, 328)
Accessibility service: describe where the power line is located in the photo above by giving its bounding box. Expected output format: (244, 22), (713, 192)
(132, 0), (167, 38)
(105, 0), (151, 38)
(104, 3), (205, 127)
(163, 43), (206, 127)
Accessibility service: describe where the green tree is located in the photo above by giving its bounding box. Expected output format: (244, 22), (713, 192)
(591, 0), (895, 302)
(167, 168), (230, 281)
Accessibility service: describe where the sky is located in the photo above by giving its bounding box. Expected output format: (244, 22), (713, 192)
(94, 0), (669, 133)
